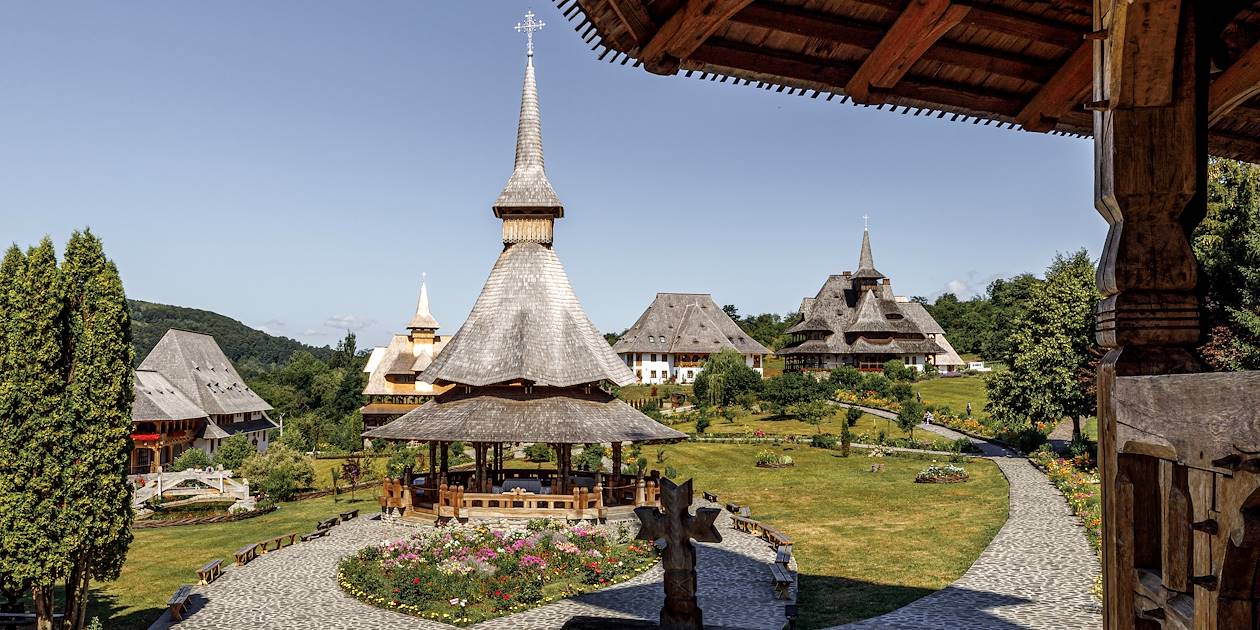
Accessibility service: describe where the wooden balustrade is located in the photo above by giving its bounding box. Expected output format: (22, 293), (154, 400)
(380, 474), (661, 522)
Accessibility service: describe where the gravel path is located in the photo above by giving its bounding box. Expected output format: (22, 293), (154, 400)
(158, 505), (788, 630)
(831, 403), (1102, 629)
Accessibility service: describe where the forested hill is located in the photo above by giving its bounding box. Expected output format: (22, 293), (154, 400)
(128, 300), (332, 368)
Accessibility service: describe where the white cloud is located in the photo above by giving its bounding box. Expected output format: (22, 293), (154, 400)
(323, 314), (375, 332)
(931, 271), (1002, 301)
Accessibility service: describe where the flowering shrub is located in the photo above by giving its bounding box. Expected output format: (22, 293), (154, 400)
(754, 450), (794, 467)
(338, 522), (657, 625)
(914, 463), (969, 483)
(1029, 446), (1101, 554)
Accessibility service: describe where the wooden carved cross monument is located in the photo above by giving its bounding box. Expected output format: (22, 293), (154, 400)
(635, 477), (721, 630)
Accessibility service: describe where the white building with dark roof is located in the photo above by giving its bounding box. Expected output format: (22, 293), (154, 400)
(779, 229), (965, 373)
(130, 329), (276, 473)
(612, 293), (771, 384)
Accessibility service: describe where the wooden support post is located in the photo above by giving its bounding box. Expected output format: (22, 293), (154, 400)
(428, 441), (437, 481)
(612, 441), (623, 490)
(1093, 1), (1209, 628)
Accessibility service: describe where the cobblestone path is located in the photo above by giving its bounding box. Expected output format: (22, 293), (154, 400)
(163, 506), (788, 630)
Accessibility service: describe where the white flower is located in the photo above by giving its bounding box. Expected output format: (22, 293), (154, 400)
(449, 598), (460, 605)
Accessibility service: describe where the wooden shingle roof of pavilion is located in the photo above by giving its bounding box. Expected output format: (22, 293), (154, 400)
(560, 0), (1260, 162)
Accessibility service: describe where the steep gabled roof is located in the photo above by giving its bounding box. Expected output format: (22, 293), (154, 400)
(132, 369), (208, 422)
(849, 290), (896, 333)
(137, 329), (272, 415)
(420, 243), (634, 387)
(611, 293), (770, 355)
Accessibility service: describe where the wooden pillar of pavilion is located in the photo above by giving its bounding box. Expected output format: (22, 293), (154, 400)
(612, 441), (623, 490)
(439, 440), (449, 487)
(1092, 1), (1208, 627)
(428, 441), (437, 484)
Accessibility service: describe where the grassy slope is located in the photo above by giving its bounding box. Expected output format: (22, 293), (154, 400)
(912, 375), (993, 420)
(660, 442), (1008, 629)
(670, 411), (957, 450)
(89, 495), (379, 629)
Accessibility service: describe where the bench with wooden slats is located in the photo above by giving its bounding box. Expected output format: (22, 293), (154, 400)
(197, 559), (222, 585)
(730, 514), (758, 534)
(233, 543), (259, 566)
(339, 508), (359, 521)
(702, 490), (718, 503)
(769, 563), (793, 600)
(775, 545), (792, 566)
(167, 584), (194, 621)
(761, 525), (793, 548)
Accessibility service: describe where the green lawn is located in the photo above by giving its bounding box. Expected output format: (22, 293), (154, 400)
(659, 442), (1009, 628)
(669, 410), (957, 450)
(615, 383), (692, 402)
(88, 494), (380, 630)
(912, 375), (992, 421)
(311, 456), (386, 490)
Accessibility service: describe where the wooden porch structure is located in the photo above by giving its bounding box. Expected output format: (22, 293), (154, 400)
(563, 0), (1260, 627)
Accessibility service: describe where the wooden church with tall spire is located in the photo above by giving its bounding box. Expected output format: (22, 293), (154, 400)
(360, 274), (453, 429)
(365, 13), (683, 521)
(780, 225), (964, 374)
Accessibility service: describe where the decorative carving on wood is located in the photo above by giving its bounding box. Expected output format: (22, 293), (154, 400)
(635, 477), (721, 630)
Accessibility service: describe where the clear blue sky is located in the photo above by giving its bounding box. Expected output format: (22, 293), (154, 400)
(0, 2), (1102, 349)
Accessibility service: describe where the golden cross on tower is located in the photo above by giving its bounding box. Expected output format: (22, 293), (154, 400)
(515, 10), (546, 58)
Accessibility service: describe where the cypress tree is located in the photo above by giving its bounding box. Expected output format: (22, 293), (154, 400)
(0, 238), (70, 629)
(58, 230), (135, 629)
(0, 245), (29, 612)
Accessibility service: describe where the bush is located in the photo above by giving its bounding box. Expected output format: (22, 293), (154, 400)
(239, 445), (315, 501)
(845, 406), (863, 427)
(693, 349), (763, 407)
(213, 433), (256, 471)
(524, 443), (554, 462)
(755, 450), (793, 466)
(664, 464), (679, 479)
(889, 382), (913, 402)
(884, 360), (918, 382)
(761, 372), (831, 412)
(840, 421), (851, 457)
(810, 434), (838, 449)
(859, 373), (892, 398)
(828, 366), (862, 390)
(171, 448), (210, 472)
(387, 445), (424, 478)
(897, 400), (925, 440)
(695, 416), (711, 434)
(574, 444), (606, 472)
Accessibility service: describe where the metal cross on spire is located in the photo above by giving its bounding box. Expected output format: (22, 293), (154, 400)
(863, 214), (870, 230)
(515, 10), (546, 58)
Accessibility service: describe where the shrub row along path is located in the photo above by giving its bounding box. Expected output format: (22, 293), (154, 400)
(832, 402), (1102, 630)
(158, 504), (788, 630)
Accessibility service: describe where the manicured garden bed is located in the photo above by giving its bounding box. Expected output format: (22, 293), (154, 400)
(914, 464), (969, 484)
(337, 522), (658, 626)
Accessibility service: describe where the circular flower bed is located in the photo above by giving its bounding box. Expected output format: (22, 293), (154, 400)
(914, 463), (969, 483)
(755, 449), (794, 468)
(338, 522), (658, 626)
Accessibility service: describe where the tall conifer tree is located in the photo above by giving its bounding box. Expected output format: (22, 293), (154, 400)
(0, 239), (69, 628)
(0, 245), (30, 612)
(58, 230), (135, 628)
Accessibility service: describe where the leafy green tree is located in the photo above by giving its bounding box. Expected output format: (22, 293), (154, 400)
(883, 360), (916, 383)
(980, 274), (1041, 362)
(845, 406), (863, 427)
(760, 372), (830, 412)
(728, 310), (802, 351)
(386, 445), (424, 477)
(897, 400), (925, 441)
(574, 444), (607, 472)
(859, 373), (892, 398)
(214, 434), (256, 471)
(239, 445), (314, 501)
(693, 349), (762, 407)
(787, 400), (831, 433)
(523, 443), (554, 463)
(328, 330), (357, 370)
(840, 419), (852, 457)
(171, 449), (211, 472)
(1194, 158), (1260, 370)
(986, 250), (1099, 441)
(827, 366), (861, 391)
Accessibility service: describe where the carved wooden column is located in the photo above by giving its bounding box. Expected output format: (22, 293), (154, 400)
(1093, 1), (1208, 627)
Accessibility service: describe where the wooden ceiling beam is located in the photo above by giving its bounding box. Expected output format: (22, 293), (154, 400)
(844, 0), (1085, 48)
(728, 3), (1054, 83)
(1016, 42), (1092, 132)
(1210, 39), (1260, 126)
(846, 0), (972, 104)
(639, 0), (754, 75)
(605, 0), (656, 48)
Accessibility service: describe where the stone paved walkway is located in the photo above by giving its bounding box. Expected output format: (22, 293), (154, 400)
(832, 403), (1102, 629)
(161, 506), (788, 630)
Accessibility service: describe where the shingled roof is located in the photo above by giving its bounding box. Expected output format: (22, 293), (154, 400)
(132, 369), (208, 423)
(137, 329), (272, 416)
(613, 293), (770, 356)
(406, 277), (440, 330)
(363, 386), (685, 443)
(493, 53), (564, 217)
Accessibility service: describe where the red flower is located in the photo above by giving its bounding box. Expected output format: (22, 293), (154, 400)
(504, 594), (511, 600)
(494, 590), (501, 597)
(412, 578), (421, 585)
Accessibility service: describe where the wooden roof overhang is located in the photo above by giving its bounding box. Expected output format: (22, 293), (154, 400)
(561, 0), (1260, 162)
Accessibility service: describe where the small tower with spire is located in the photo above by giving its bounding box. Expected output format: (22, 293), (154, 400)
(406, 273), (440, 347)
(495, 10), (564, 246)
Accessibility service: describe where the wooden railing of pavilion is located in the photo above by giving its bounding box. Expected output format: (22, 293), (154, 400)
(379, 470), (662, 522)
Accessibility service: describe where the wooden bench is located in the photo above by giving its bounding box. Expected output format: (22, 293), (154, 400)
(197, 559), (222, 585)
(761, 525), (794, 548)
(302, 521), (334, 542)
(266, 532), (298, 552)
(318, 516), (340, 530)
(731, 514), (757, 534)
(167, 584), (193, 621)
(339, 508), (359, 521)
(725, 502), (741, 514)
(233, 543), (259, 566)
(0, 613), (63, 627)
(702, 491), (718, 503)
(775, 545), (793, 566)
(769, 564), (793, 600)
